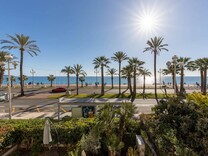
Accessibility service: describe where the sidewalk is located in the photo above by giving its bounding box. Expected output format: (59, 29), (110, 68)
(0, 112), (71, 119)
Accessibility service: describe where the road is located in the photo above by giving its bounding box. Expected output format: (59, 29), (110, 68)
(0, 97), (157, 119)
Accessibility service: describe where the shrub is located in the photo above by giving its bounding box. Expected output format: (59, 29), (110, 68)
(142, 98), (208, 155)
(0, 118), (95, 151)
(187, 92), (208, 106)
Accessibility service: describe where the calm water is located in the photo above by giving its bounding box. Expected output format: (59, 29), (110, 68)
(2, 76), (206, 85)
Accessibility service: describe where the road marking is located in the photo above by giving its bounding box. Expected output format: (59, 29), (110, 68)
(60, 106), (67, 113)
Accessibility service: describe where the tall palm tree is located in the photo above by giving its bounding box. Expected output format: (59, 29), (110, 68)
(72, 64), (86, 95)
(121, 65), (133, 95)
(0, 34), (40, 96)
(194, 58), (208, 95)
(61, 66), (73, 89)
(79, 76), (85, 88)
(18, 75), (28, 87)
(202, 58), (208, 95)
(7, 75), (16, 88)
(47, 74), (56, 87)
(177, 57), (193, 95)
(144, 36), (168, 104)
(111, 51), (128, 94)
(128, 57), (144, 101)
(0, 51), (10, 86)
(106, 68), (117, 89)
(93, 56), (110, 95)
(139, 69), (152, 98)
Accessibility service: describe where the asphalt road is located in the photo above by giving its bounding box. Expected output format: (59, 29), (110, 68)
(0, 97), (157, 116)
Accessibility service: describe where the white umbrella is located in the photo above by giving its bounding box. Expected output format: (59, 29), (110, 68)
(82, 150), (86, 156)
(43, 119), (52, 144)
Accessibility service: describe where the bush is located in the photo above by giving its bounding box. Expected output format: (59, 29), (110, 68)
(0, 118), (95, 151)
(142, 97), (208, 155)
(187, 92), (208, 106)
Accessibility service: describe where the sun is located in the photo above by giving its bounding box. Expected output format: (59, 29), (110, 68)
(137, 11), (160, 35)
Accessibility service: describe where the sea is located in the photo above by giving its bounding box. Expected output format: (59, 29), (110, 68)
(1, 76), (206, 85)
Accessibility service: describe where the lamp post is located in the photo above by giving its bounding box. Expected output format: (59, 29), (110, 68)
(158, 68), (162, 85)
(30, 69), (36, 88)
(0, 55), (18, 119)
(172, 55), (178, 96)
(94, 68), (99, 86)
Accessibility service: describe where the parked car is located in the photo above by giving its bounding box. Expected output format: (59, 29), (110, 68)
(52, 87), (66, 93)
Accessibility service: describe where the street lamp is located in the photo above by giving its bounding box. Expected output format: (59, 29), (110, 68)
(172, 55), (178, 95)
(94, 68), (99, 86)
(30, 69), (36, 88)
(0, 55), (18, 119)
(158, 68), (162, 85)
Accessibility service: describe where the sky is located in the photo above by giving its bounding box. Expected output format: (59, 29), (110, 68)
(0, 0), (208, 77)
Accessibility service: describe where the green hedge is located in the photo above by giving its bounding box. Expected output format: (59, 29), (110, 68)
(0, 118), (95, 150)
(0, 118), (141, 155)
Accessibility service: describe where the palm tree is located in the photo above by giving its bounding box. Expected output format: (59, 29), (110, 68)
(106, 68), (117, 89)
(194, 58), (208, 95)
(163, 60), (180, 89)
(79, 76), (85, 87)
(139, 69), (152, 98)
(93, 56), (110, 95)
(121, 65), (133, 95)
(72, 64), (86, 95)
(0, 34), (40, 96)
(202, 58), (208, 95)
(0, 51), (10, 86)
(128, 57), (144, 101)
(61, 66), (73, 89)
(18, 75), (28, 87)
(7, 75), (16, 88)
(47, 74), (56, 87)
(111, 51), (128, 94)
(144, 36), (168, 104)
(177, 57), (193, 95)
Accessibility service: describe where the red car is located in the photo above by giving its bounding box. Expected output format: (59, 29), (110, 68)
(52, 87), (66, 93)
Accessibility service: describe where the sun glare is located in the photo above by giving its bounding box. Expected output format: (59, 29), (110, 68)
(137, 11), (160, 35)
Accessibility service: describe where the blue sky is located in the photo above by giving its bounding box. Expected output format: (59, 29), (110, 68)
(0, 0), (208, 77)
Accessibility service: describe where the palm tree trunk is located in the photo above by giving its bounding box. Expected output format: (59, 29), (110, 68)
(129, 77), (133, 95)
(143, 75), (146, 99)
(203, 67), (207, 95)
(50, 81), (52, 87)
(81, 82), (83, 87)
(67, 73), (70, 88)
(101, 66), (104, 95)
(119, 62), (121, 94)
(76, 74), (78, 95)
(204, 67), (207, 94)
(0, 69), (5, 87)
(172, 72), (174, 89)
(154, 51), (159, 104)
(133, 68), (136, 96)
(20, 50), (24, 96)
(122, 78), (129, 94)
(111, 76), (113, 89)
(180, 67), (184, 94)
(201, 69), (204, 93)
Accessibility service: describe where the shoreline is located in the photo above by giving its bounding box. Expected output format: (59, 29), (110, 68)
(1, 83), (200, 90)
